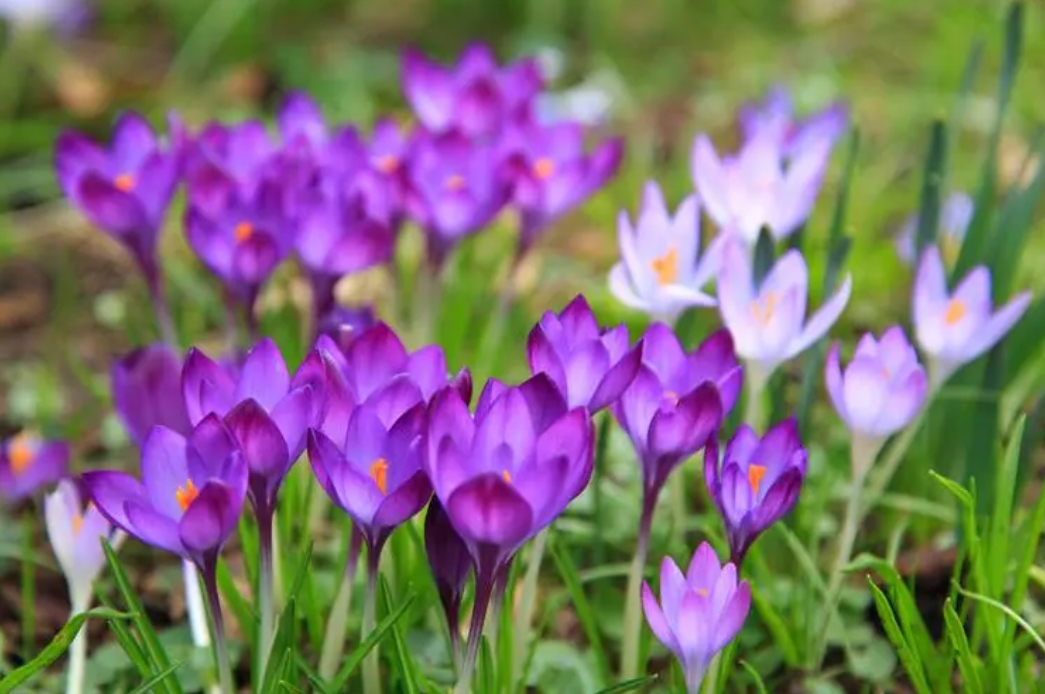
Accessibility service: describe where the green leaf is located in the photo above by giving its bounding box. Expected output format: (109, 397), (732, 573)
(279, 681), (308, 694)
(549, 535), (612, 683)
(379, 578), (418, 694)
(750, 587), (799, 667)
(330, 592), (416, 692)
(943, 599), (982, 694)
(751, 227), (775, 286)
(867, 579), (933, 694)
(590, 676), (657, 694)
(216, 561), (253, 643)
(914, 119), (948, 257)
(987, 416), (1024, 601)
(957, 586), (1045, 658)
(739, 660), (769, 694)
(0, 608), (130, 694)
(125, 661), (184, 694)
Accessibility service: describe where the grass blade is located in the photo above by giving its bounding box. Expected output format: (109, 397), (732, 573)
(944, 599), (982, 694)
(914, 119), (947, 257)
(379, 577), (419, 694)
(867, 579), (933, 694)
(126, 662), (184, 694)
(591, 676), (657, 694)
(330, 592), (416, 691)
(739, 660), (770, 694)
(957, 586), (1045, 658)
(549, 534), (612, 683)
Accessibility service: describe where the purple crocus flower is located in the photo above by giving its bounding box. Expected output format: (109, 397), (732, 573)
(424, 497), (472, 653)
(609, 182), (722, 323)
(913, 246), (1031, 387)
(83, 416), (247, 569)
(45, 479), (118, 609)
(692, 132), (829, 245)
(895, 192), (974, 266)
(0, 433), (69, 503)
(402, 43), (543, 140)
(527, 294), (642, 411)
(826, 327), (928, 465)
(614, 325), (741, 535)
(642, 543), (751, 694)
(406, 133), (510, 267)
(499, 120), (623, 253)
(316, 305), (378, 345)
(182, 120), (278, 216)
(718, 239), (851, 384)
(112, 343), (192, 446)
(424, 374), (594, 684)
(55, 113), (179, 288)
(738, 85), (849, 159)
(704, 419), (807, 565)
(0, 0), (85, 31)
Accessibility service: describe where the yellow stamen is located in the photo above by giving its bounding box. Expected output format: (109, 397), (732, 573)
(234, 221), (254, 243)
(749, 291), (780, 326)
(748, 464), (767, 496)
(175, 479), (199, 512)
(445, 174), (466, 191)
(697, 588), (708, 597)
(944, 298), (966, 326)
(72, 513), (84, 534)
(533, 157), (555, 180)
(502, 469), (512, 484)
(375, 155), (399, 174)
(651, 247), (679, 286)
(114, 173), (136, 193)
(8, 434), (34, 476)
(370, 458), (389, 495)
(663, 390), (679, 406)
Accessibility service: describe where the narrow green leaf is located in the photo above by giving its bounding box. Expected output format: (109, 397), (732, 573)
(987, 416), (1024, 600)
(914, 120), (948, 257)
(750, 587), (800, 667)
(293, 651), (334, 694)
(96, 594), (150, 678)
(125, 661), (184, 694)
(751, 227), (775, 286)
(216, 561), (253, 642)
(1002, 295), (1045, 380)
(20, 515), (34, 660)
(330, 592), (416, 691)
(549, 535), (612, 683)
(944, 599), (982, 694)
(379, 578), (418, 694)
(1007, 422), (1045, 635)
(867, 579), (933, 694)
(930, 470), (976, 512)
(957, 586), (1045, 657)
(988, 151), (1045, 300)
(279, 683), (308, 694)
(261, 604), (298, 694)
(739, 660), (770, 694)
(591, 676), (657, 694)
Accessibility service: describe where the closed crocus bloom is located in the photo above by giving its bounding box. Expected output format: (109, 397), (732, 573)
(55, 113), (179, 278)
(704, 419), (807, 565)
(45, 479), (117, 608)
(424, 497), (472, 649)
(826, 327), (928, 462)
(527, 294), (642, 412)
(499, 120), (623, 253)
(895, 192), (973, 266)
(642, 543), (751, 694)
(112, 343), (192, 446)
(738, 85), (849, 160)
(914, 246), (1031, 388)
(183, 120), (278, 216)
(0, 433), (69, 503)
(692, 132), (829, 246)
(609, 182), (722, 323)
(402, 43), (543, 140)
(84, 416), (247, 568)
(718, 240), (851, 383)
(368, 119), (413, 215)
(406, 133), (510, 266)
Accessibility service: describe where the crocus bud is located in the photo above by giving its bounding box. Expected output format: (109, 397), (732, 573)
(424, 498), (472, 647)
(112, 343), (191, 446)
(45, 479), (117, 609)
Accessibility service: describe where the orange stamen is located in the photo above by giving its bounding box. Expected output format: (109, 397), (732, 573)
(375, 155), (399, 174)
(502, 469), (512, 484)
(72, 514), (84, 534)
(444, 174), (466, 191)
(234, 221), (254, 243)
(750, 292), (779, 326)
(748, 464), (767, 496)
(175, 479), (199, 511)
(651, 247), (679, 286)
(114, 174), (136, 193)
(944, 298), (966, 326)
(533, 157), (555, 180)
(8, 434), (34, 476)
(697, 587), (708, 598)
(370, 458), (389, 495)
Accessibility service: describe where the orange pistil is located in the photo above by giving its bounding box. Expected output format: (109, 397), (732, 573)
(8, 434), (35, 476)
(370, 458), (389, 495)
(749, 292), (780, 326)
(114, 173), (136, 193)
(176, 479), (200, 511)
(748, 464), (767, 496)
(651, 247), (679, 286)
(444, 174), (466, 191)
(697, 587), (709, 598)
(375, 155), (399, 174)
(72, 513), (85, 535)
(234, 221), (255, 243)
(944, 298), (966, 326)
(502, 469), (512, 484)
(532, 157), (555, 180)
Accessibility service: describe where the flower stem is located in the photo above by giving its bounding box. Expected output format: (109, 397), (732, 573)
(455, 561), (498, 694)
(742, 361), (769, 431)
(182, 560), (212, 650)
(144, 261), (178, 347)
(512, 530), (548, 683)
(620, 502), (655, 681)
(201, 558), (235, 694)
(318, 528), (362, 681)
(362, 546), (383, 694)
(66, 598), (89, 694)
(412, 261), (443, 345)
(257, 509), (276, 680)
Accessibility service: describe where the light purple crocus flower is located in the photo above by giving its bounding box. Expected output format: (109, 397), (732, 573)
(704, 419), (807, 566)
(527, 294), (642, 411)
(402, 43), (543, 140)
(826, 327), (928, 467)
(0, 433), (69, 503)
(55, 113), (179, 287)
(692, 132), (829, 245)
(112, 344), (192, 446)
(913, 246), (1031, 387)
(718, 240), (851, 384)
(738, 85), (849, 159)
(499, 120), (623, 253)
(84, 416), (247, 570)
(609, 182), (722, 323)
(642, 543), (751, 694)
(45, 479), (118, 609)
(895, 192), (974, 266)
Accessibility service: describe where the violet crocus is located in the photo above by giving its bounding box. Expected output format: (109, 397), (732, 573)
(424, 497), (472, 659)
(112, 343), (192, 446)
(406, 133), (510, 267)
(0, 433), (69, 503)
(642, 543), (751, 694)
(704, 419), (808, 566)
(913, 246), (1031, 388)
(499, 120), (623, 254)
(527, 294), (642, 411)
(84, 416), (246, 694)
(738, 85), (849, 159)
(895, 192), (973, 266)
(692, 132), (829, 246)
(55, 113), (179, 341)
(402, 43), (543, 140)
(425, 374), (594, 692)
(826, 327), (928, 471)
(182, 120), (278, 216)
(608, 182), (722, 323)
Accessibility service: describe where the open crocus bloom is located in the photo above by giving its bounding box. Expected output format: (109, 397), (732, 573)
(895, 192), (973, 266)
(0, 434), (69, 503)
(642, 543), (751, 694)
(45, 479), (118, 609)
(738, 85), (849, 160)
(609, 182), (722, 323)
(913, 246), (1031, 387)
(718, 240), (851, 382)
(704, 419), (807, 565)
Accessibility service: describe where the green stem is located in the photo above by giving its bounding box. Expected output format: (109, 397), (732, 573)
(742, 362), (769, 432)
(20, 512), (34, 659)
(362, 550), (382, 694)
(257, 511), (275, 680)
(412, 262), (443, 345)
(202, 559), (235, 694)
(512, 531), (548, 683)
(700, 654), (719, 694)
(318, 531), (362, 681)
(620, 504), (654, 681)
(65, 597), (89, 694)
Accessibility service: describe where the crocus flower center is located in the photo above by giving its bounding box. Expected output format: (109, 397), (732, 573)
(72, 513), (84, 534)
(748, 464), (767, 496)
(662, 390), (679, 407)
(444, 174), (466, 191)
(370, 458), (389, 495)
(176, 479), (200, 511)
(941, 235), (961, 264)
(697, 587), (709, 598)
(944, 298), (966, 326)
(502, 469), (512, 484)
(651, 247), (679, 286)
(533, 157), (556, 180)
(750, 291), (780, 325)
(8, 434), (35, 475)
(114, 173), (136, 192)
(234, 221), (255, 243)
(375, 155), (399, 174)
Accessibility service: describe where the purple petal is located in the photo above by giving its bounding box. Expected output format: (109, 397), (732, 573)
(589, 343), (642, 412)
(642, 581), (680, 656)
(140, 426), (190, 519)
(236, 339), (290, 410)
(712, 581), (751, 651)
(82, 471), (148, 531)
(178, 481), (242, 555)
(373, 470), (433, 533)
(269, 387), (314, 461)
(225, 400), (291, 479)
(445, 473), (534, 549)
(964, 291), (1032, 362)
(182, 348), (237, 424)
(126, 502), (185, 556)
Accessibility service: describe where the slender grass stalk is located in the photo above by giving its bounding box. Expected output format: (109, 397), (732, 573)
(512, 531), (548, 683)
(362, 548), (383, 694)
(620, 502), (655, 680)
(319, 528), (363, 681)
(201, 558), (235, 694)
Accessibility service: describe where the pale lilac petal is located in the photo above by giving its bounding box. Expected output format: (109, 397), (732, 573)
(787, 274), (852, 358)
(963, 291), (1032, 362)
